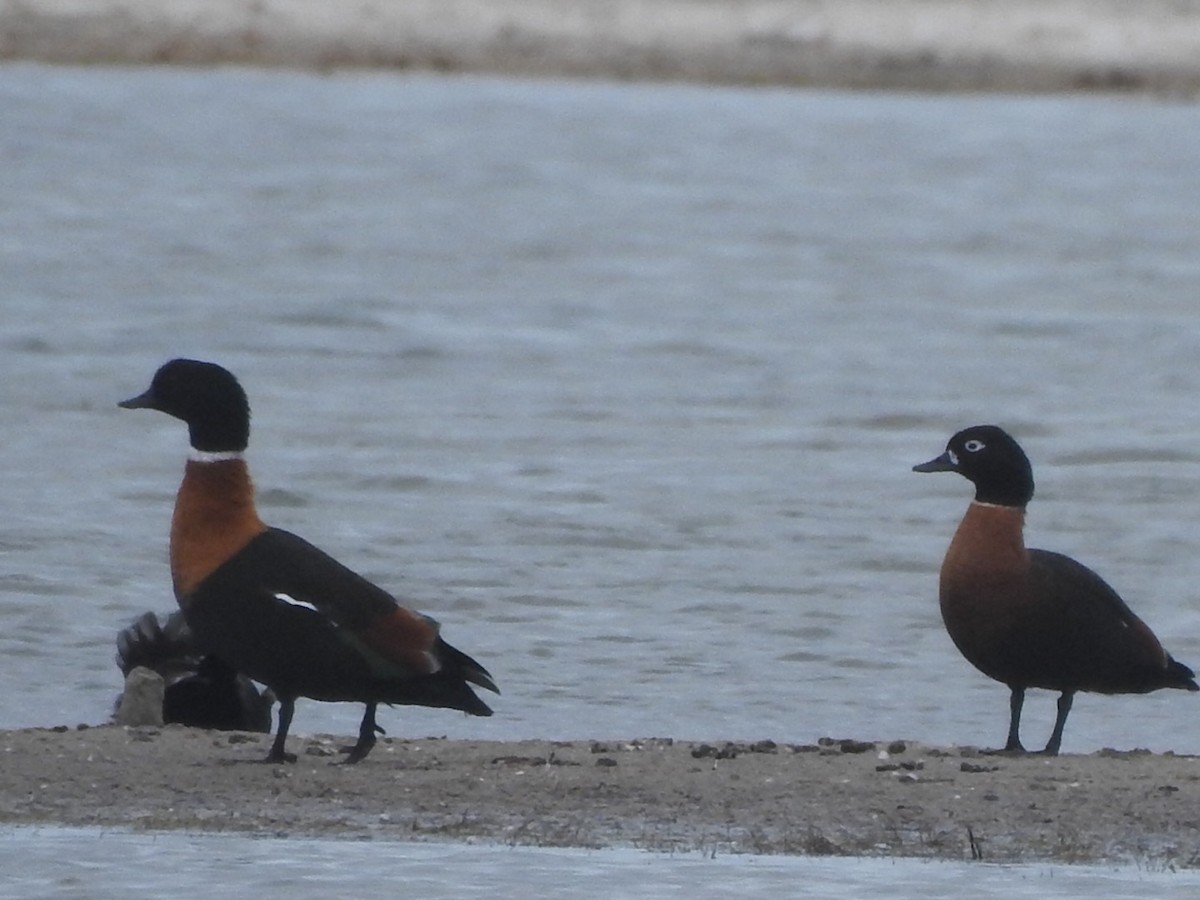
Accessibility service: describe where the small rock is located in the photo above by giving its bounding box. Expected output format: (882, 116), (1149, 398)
(887, 741), (907, 755)
(691, 742), (740, 760)
(492, 755), (547, 766)
(114, 667), (165, 727)
(960, 762), (999, 774)
(629, 737), (674, 750)
(839, 740), (875, 754)
(749, 740), (778, 754)
(595, 757), (617, 767)
(1097, 747), (1153, 760)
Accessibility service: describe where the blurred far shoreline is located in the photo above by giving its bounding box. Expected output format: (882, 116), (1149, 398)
(4, 0), (1200, 95)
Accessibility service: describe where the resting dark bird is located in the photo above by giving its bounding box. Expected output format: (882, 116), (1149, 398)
(119, 358), (498, 763)
(115, 610), (273, 732)
(914, 424), (1197, 754)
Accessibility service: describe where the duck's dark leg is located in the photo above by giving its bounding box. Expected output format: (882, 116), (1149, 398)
(1003, 686), (1027, 752)
(342, 701), (385, 764)
(265, 696), (298, 764)
(1041, 691), (1074, 756)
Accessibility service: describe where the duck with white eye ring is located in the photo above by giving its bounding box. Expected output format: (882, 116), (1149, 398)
(914, 424), (1197, 754)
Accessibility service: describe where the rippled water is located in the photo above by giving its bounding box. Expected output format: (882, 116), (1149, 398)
(4, 66), (1200, 759)
(8, 58), (1200, 897)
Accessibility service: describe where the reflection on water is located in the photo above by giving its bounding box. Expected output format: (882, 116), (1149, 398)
(1, 66), (1200, 763)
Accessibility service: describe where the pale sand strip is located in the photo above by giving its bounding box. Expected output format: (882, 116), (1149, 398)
(3, 725), (1199, 863)
(3, 0), (1200, 92)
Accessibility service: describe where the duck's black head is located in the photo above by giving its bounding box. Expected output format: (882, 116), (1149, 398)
(120, 359), (251, 453)
(913, 424), (1035, 507)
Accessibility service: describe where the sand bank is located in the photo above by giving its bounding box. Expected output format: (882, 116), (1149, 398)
(3, 0), (1200, 93)
(4, 724), (1199, 864)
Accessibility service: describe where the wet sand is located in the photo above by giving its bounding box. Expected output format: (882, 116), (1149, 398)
(4, 724), (1199, 864)
(3, 0), (1200, 93)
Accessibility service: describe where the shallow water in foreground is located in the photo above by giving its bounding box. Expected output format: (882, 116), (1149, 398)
(3, 827), (1198, 900)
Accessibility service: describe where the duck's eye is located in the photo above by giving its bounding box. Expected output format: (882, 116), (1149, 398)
(964, 439), (986, 453)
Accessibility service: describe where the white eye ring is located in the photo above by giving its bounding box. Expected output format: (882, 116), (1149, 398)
(964, 439), (986, 453)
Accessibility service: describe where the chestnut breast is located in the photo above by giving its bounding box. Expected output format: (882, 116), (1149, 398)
(938, 502), (1033, 684)
(170, 459), (267, 601)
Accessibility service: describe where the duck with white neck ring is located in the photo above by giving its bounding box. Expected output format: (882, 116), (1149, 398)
(914, 424), (1196, 755)
(120, 358), (498, 764)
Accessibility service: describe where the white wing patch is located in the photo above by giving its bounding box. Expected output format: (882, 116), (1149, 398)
(274, 592), (320, 614)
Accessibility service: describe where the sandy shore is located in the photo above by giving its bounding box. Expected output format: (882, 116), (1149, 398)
(4, 724), (1199, 865)
(3, 0), (1200, 93)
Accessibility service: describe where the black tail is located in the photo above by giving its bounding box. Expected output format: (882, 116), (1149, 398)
(441, 641), (500, 696)
(436, 639), (499, 716)
(381, 638), (498, 716)
(1167, 655), (1199, 691)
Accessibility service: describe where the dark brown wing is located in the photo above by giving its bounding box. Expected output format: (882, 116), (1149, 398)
(183, 527), (496, 711)
(1023, 549), (1194, 693)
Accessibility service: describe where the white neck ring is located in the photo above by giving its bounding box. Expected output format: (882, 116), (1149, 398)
(189, 449), (245, 464)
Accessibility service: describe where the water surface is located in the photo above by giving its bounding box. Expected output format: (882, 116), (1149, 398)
(4, 828), (1199, 900)
(2, 65), (1200, 759)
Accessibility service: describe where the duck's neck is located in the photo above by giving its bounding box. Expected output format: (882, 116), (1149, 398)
(170, 455), (267, 600)
(942, 500), (1029, 580)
